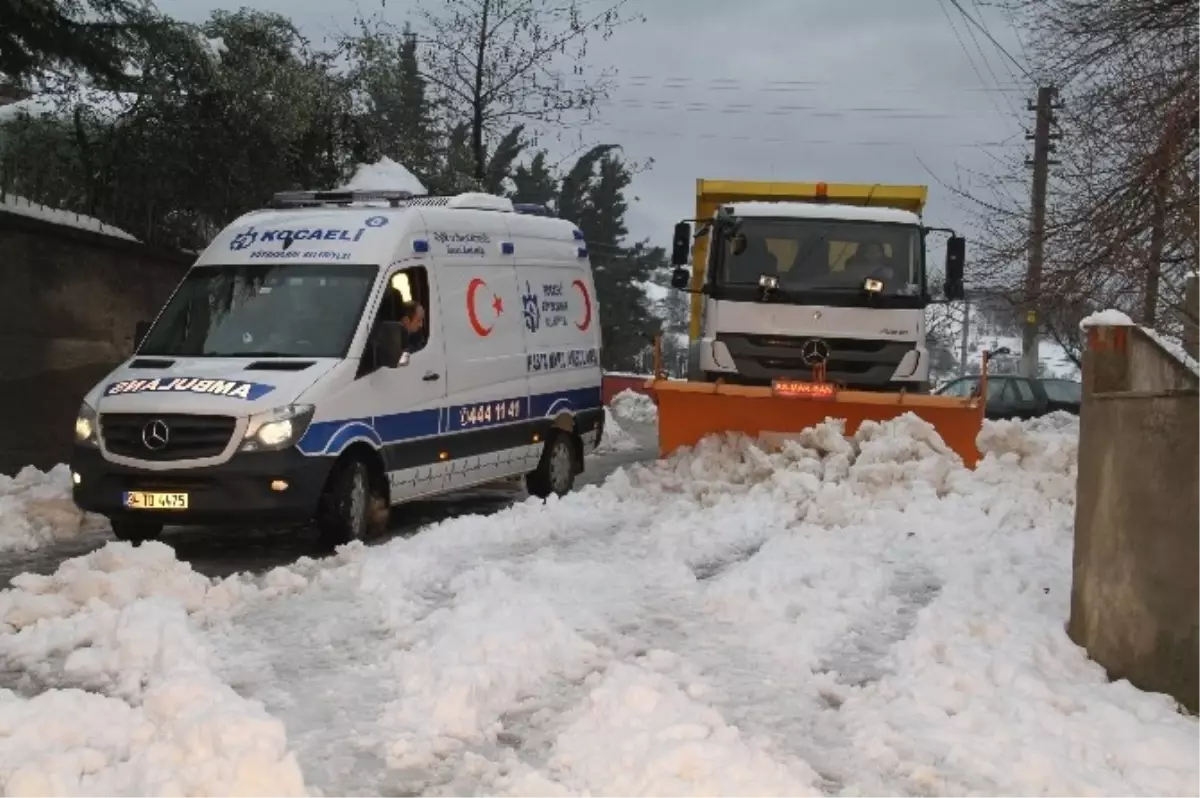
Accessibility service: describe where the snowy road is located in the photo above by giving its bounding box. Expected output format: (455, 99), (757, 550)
(0, 403), (1196, 796)
(0, 415), (656, 586)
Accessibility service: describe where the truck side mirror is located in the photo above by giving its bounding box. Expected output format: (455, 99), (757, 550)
(944, 235), (965, 300)
(671, 221), (691, 267)
(134, 320), (151, 349)
(670, 267), (691, 290)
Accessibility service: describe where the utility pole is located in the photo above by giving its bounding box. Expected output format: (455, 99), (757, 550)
(1021, 85), (1061, 378)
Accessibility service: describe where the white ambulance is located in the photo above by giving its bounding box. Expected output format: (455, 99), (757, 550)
(70, 190), (606, 545)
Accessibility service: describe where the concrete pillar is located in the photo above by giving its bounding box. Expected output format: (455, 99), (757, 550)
(1069, 325), (1199, 713)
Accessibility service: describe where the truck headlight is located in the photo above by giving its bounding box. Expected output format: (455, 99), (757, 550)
(74, 402), (98, 447)
(240, 405), (315, 452)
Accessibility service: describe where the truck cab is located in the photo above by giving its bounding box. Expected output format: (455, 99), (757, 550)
(669, 180), (965, 392)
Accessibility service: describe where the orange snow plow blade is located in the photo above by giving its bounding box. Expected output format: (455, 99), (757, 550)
(645, 377), (987, 468)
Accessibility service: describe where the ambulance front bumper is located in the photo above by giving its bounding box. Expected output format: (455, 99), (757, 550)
(70, 446), (333, 525)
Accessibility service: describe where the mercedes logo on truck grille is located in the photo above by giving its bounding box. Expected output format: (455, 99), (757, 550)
(800, 338), (832, 366)
(142, 419), (170, 451)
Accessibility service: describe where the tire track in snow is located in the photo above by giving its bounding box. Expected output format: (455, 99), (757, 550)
(205, 423), (940, 796)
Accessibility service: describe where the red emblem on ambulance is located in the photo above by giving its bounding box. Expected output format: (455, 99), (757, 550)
(467, 278), (503, 337)
(572, 279), (592, 331)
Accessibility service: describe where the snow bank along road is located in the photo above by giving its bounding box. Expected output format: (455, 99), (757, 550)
(0, 405), (1197, 795)
(0, 408), (654, 584)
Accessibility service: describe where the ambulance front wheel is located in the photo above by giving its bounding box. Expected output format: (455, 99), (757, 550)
(109, 519), (163, 546)
(526, 430), (579, 499)
(317, 456), (388, 547)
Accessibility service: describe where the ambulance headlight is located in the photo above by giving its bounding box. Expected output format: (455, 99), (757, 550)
(74, 403), (98, 447)
(240, 405), (315, 452)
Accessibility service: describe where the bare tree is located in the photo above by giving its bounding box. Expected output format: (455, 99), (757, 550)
(412, 0), (642, 181)
(959, 0), (1198, 358)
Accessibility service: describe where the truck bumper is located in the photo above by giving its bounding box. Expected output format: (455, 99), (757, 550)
(70, 446), (334, 526)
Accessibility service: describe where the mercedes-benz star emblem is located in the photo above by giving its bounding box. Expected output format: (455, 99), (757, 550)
(142, 419), (170, 451)
(800, 338), (832, 366)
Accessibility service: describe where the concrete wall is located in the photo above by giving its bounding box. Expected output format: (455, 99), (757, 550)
(1069, 324), (1199, 712)
(0, 210), (193, 476)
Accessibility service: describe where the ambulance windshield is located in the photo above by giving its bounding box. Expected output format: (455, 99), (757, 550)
(138, 262), (378, 358)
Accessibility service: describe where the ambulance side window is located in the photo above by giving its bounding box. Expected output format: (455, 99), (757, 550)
(359, 266), (431, 377)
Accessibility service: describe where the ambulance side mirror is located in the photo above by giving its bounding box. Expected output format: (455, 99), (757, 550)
(670, 267), (691, 290)
(671, 221), (691, 267)
(134, 320), (151, 349)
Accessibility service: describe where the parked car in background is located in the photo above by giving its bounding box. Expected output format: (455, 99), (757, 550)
(934, 374), (1082, 420)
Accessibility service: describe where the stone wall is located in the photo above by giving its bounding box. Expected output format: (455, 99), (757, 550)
(0, 210), (192, 475)
(1069, 323), (1199, 712)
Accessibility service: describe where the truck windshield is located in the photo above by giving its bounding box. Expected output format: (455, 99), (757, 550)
(138, 263), (378, 358)
(715, 218), (922, 296)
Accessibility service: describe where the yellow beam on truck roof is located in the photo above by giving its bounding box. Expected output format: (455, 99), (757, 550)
(694, 179), (927, 216)
(686, 179), (929, 341)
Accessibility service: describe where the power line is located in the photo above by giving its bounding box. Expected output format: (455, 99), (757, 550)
(585, 123), (1021, 149)
(945, 0), (1036, 82)
(969, 0), (1027, 89)
(593, 98), (1014, 120)
(567, 75), (1025, 94)
(936, 0), (1020, 122)
(955, 0), (1025, 118)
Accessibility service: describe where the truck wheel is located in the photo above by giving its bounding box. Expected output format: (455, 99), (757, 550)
(317, 458), (381, 547)
(526, 431), (577, 499)
(109, 519), (162, 546)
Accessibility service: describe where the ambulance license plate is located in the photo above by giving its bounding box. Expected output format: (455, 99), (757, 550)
(124, 491), (189, 510)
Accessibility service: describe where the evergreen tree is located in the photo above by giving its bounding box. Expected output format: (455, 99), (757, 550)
(0, 0), (149, 88)
(509, 151), (557, 207)
(557, 144), (615, 226)
(482, 124), (524, 195)
(571, 150), (661, 371)
(343, 21), (440, 183)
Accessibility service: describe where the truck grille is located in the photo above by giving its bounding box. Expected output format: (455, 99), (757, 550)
(100, 413), (237, 461)
(715, 333), (917, 388)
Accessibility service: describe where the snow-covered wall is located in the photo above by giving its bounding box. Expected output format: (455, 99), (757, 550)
(0, 206), (191, 476)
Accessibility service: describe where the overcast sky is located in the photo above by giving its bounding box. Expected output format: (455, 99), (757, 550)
(159, 0), (1035, 251)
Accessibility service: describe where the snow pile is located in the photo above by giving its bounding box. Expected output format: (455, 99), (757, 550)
(0, 543), (308, 795)
(0, 90), (136, 125)
(199, 413), (1196, 795)
(200, 36), (227, 61)
(3, 414), (1196, 795)
(337, 156), (427, 196)
(0, 193), (138, 241)
(1079, 308), (1135, 328)
(0, 465), (108, 552)
(609, 388), (657, 423)
(594, 408), (640, 454)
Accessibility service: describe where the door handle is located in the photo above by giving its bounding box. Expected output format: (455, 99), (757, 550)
(422, 372), (440, 382)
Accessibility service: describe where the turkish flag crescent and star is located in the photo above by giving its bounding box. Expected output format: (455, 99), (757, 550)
(466, 277), (504, 337)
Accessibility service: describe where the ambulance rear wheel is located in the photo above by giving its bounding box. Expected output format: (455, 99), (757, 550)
(109, 519), (162, 546)
(526, 431), (577, 499)
(317, 458), (381, 547)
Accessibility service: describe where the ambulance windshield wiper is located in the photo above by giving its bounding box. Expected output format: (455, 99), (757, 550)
(203, 351), (300, 358)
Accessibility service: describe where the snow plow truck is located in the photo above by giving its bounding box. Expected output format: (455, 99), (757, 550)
(647, 179), (989, 467)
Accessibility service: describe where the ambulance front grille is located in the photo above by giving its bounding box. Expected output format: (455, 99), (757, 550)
(100, 413), (237, 461)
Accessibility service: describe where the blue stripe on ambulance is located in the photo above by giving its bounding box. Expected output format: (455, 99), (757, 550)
(296, 386), (602, 457)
